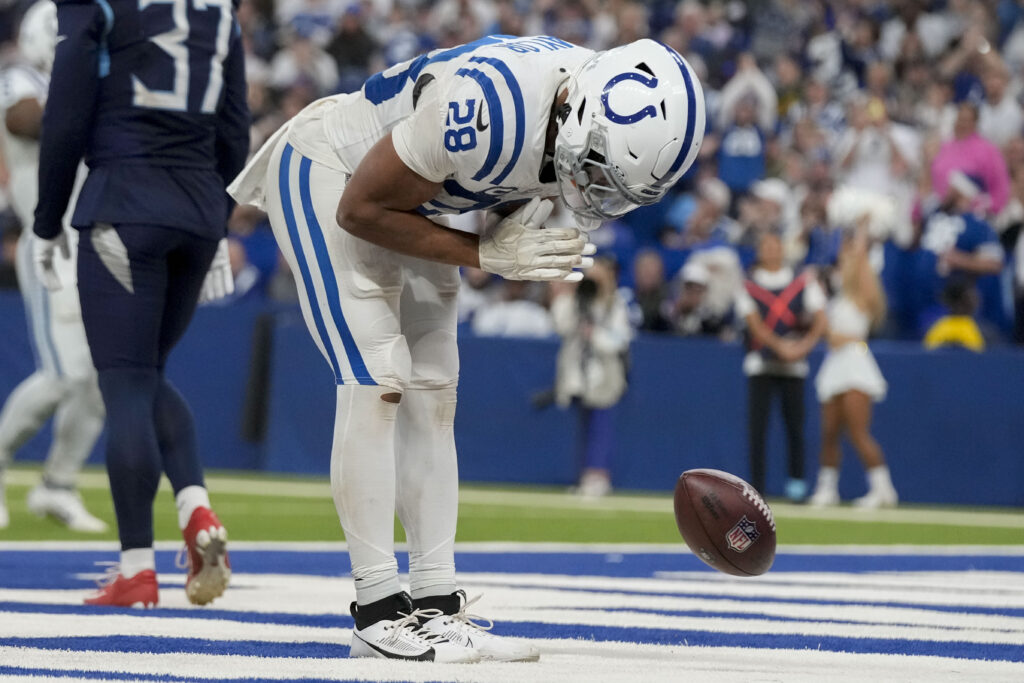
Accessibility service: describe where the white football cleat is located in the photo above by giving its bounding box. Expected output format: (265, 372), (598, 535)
(421, 591), (539, 662)
(806, 487), (840, 507)
(350, 596), (480, 663)
(27, 484), (107, 533)
(853, 487), (898, 509)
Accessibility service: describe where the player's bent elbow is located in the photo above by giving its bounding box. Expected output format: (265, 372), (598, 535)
(335, 198), (375, 239)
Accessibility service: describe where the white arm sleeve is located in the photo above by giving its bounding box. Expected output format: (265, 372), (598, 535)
(391, 86), (456, 183)
(734, 287), (756, 319)
(804, 278), (827, 313)
(0, 67), (45, 111)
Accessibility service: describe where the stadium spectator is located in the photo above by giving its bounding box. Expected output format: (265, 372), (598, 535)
(269, 29), (339, 95)
(809, 219), (898, 509)
(834, 97), (911, 198)
(669, 260), (712, 337)
(275, 0), (344, 47)
(735, 231), (827, 500)
(664, 176), (737, 250)
(628, 249), (671, 333)
(930, 102), (1011, 216)
(923, 276), (987, 352)
(552, 258), (631, 497)
(738, 178), (797, 260)
(457, 267), (500, 324)
(977, 60), (1023, 149)
(472, 280), (553, 339)
(675, 242), (742, 340)
(714, 90), (770, 198)
(325, 5), (381, 93)
(912, 172), (1005, 336)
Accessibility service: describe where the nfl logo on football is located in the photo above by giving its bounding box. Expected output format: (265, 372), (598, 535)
(725, 516), (760, 553)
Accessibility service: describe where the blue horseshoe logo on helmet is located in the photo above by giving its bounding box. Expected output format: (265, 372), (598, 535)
(601, 72), (659, 124)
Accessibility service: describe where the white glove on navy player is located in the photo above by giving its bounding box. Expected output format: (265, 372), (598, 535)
(32, 233), (70, 292)
(479, 197), (594, 282)
(199, 238), (234, 304)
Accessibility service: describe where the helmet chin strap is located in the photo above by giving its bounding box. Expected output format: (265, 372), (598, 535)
(545, 86), (571, 158)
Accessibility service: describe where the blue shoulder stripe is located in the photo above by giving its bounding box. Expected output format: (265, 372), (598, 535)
(363, 35), (514, 106)
(456, 67), (504, 183)
(468, 56), (524, 185)
(94, 0), (114, 78)
(655, 42), (697, 186)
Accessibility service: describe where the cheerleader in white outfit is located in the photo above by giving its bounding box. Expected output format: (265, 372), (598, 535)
(808, 220), (898, 508)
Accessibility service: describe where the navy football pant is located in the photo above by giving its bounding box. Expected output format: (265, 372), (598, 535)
(77, 224), (218, 550)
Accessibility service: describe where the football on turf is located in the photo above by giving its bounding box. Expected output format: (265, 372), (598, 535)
(673, 469), (776, 576)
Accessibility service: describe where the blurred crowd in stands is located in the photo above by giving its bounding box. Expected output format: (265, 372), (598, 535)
(3, 0), (1024, 350)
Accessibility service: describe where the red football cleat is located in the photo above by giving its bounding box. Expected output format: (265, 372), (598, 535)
(180, 507), (231, 606)
(84, 569), (158, 608)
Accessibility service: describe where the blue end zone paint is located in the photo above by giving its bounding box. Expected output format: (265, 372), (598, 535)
(2, 550), (1024, 590)
(1, 549), (1022, 666)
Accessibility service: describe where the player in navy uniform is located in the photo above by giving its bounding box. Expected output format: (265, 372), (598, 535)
(33, 0), (249, 607)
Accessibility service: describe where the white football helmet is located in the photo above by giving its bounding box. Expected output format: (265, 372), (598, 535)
(18, 1), (58, 74)
(554, 39), (706, 229)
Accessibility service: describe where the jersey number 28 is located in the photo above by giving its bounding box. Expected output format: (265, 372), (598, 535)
(444, 99), (478, 152)
(132, 0), (234, 114)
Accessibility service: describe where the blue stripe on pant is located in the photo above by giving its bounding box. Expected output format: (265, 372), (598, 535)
(279, 144), (377, 386)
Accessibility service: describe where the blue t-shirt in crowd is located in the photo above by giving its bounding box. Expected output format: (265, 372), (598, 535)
(804, 225), (841, 267)
(717, 124), (765, 194)
(910, 210), (1005, 334)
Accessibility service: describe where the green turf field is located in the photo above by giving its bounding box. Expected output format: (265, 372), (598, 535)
(2, 465), (1022, 545)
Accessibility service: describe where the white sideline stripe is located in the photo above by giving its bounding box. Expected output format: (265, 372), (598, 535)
(0, 611), (347, 644)
(3, 540), (1024, 555)
(6, 467), (1024, 528)
(2, 641), (1023, 683)
(461, 572), (1024, 609)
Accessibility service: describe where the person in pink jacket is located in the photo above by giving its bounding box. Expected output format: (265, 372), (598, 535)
(930, 102), (1011, 216)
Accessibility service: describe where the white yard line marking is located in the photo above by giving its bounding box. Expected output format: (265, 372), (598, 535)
(460, 572), (1024, 609)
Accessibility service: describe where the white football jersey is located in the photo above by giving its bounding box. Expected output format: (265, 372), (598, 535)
(285, 35), (595, 217)
(0, 62), (48, 230)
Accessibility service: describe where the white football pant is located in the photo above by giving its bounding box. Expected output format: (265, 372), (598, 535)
(267, 139), (459, 604)
(0, 233), (104, 488)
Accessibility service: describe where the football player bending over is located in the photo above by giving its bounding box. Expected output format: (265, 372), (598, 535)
(231, 35), (704, 662)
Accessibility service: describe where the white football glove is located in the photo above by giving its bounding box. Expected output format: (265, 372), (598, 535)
(198, 238), (234, 304)
(479, 197), (593, 282)
(32, 232), (70, 292)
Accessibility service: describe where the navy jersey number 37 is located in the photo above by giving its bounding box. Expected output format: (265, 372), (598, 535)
(133, 0), (235, 114)
(33, 0), (250, 241)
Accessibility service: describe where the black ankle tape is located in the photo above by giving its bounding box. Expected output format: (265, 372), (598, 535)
(411, 592), (460, 616)
(351, 591), (413, 630)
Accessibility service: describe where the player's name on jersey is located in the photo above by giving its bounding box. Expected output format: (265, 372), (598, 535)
(498, 36), (575, 53)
